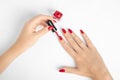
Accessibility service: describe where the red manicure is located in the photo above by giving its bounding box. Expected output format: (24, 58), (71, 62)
(48, 26), (53, 31)
(59, 69), (65, 72)
(62, 28), (66, 33)
(80, 29), (84, 34)
(68, 28), (72, 34)
(59, 36), (62, 40)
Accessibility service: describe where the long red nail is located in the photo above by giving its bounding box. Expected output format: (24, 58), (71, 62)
(48, 26), (53, 31)
(59, 36), (62, 40)
(62, 28), (66, 33)
(80, 29), (84, 34)
(68, 28), (72, 34)
(59, 69), (65, 72)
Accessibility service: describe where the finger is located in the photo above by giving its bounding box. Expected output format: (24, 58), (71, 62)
(80, 30), (94, 48)
(61, 28), (82, 53)
(58, 36), (77, 58)
(38, 16), (56, 26)
(40, 21), (48, 27)
(32, 19), (55, 31)
(36, 26), (53, 37)
(68, 28), (87, 50)
(59, 67), (78, 73)
(28, 15), (55, 28)
(40, 19), (57, 27)
(59, 67), (92, 77)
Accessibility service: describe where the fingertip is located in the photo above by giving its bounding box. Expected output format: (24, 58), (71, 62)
(59, 68), (65, 72)
(58, 36), (63, 40)
(58, 67), (77, 74)
(48, 26), (54, 31)
(80, 29), (84, 34)
(68, 28), (73, 34)
(62, 28), (66, 34)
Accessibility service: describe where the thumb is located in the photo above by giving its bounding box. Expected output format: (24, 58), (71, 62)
(59, 67), (78, 74)
(36, 26), (53, 37)
(59, 67), (92, 77)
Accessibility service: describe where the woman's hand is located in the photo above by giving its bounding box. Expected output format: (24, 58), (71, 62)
(58, 28), (112, 80)
(0, 15), (54, 73)
(15, 15), (54, 49)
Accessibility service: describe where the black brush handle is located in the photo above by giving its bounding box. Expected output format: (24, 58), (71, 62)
(46, 20), (57, 32)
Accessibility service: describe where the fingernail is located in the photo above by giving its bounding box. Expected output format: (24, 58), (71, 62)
(68, 28), (72, 34)
(58, 36), (62, 40)
(59, 69), (65, 72)
(53, 20), (57, 23)
(62, 28), (66, 33)
(80, 29), (84, 34)
(48, 26), (53, 31)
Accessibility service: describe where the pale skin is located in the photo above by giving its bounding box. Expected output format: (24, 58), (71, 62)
(58, 29), (113, 80)
(0, 15), (112, 80)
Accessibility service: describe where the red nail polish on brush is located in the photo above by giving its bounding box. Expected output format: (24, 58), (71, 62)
(62, 28), (66, 33)
(68, 28), (72, 34)
(80, 29), (84, 34)
(46, 20), (57, 32)
(59, 69), (65, 72)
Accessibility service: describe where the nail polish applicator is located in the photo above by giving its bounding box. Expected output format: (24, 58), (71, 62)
(46, 20), (60, 37)
(46, 10), (63, 36)
(46, 20), (57, 32)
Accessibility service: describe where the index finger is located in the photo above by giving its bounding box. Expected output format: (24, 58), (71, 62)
(58, 36), (77, 59)
(27, 14), (54, 27)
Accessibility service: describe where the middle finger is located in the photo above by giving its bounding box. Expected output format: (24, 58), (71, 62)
(61, 28), (82, 53)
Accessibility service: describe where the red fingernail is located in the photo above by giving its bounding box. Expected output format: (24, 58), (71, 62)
(68, 28), (72, 34)
(80, 29), (84, 34)
(59, 69), (65, 72)
(62, 28), (66, 33)
(59, 36), (62, 40)
(48, 26), (53, 31)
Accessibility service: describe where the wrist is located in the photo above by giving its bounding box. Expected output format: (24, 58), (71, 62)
(0, 41), (28, 73)
(12, 41), (29, 53)
(15, 37), (36, 50)
(14, 39), (32, 50)
(1, 42), (28, 62)
(90, 66), (112, 80)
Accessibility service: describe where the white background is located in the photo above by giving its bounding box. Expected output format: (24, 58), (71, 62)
(0, 0), (120, 80)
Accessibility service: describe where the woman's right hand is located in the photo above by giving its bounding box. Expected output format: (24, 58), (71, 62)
(58, 28), (112, 80)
